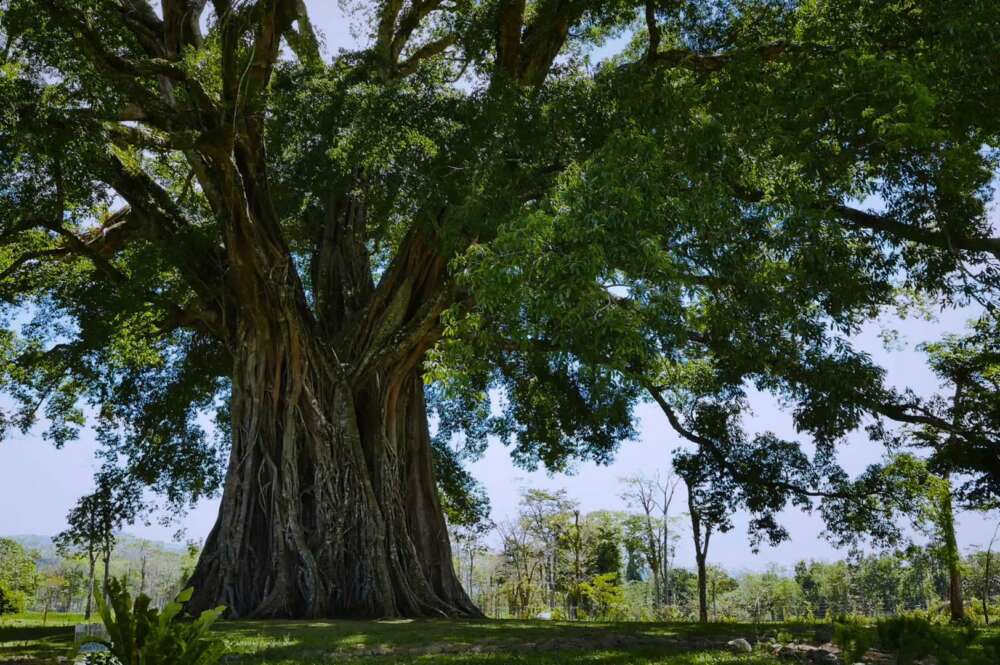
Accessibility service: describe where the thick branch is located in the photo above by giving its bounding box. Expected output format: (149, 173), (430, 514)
(162, 0), (209, 55)
(284, 0), (322, 67)
(396, 34), (458, 77)
(834, 204), (1000, 259)
(495, 0), (526, 78)
(390, 0), (446, 62)
(100, 156), (225, 304)
(644, 0), (660, 62)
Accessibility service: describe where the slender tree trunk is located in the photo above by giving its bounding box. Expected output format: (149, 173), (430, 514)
(695, 544), (710, 623)
(687, 488), (710, 623)
(84, 554), (96, 620)
(102, 548), (111, 600)
(940, 386), (965, 623)
(711, 575), (717, 621)
(938, 474), (964, 622)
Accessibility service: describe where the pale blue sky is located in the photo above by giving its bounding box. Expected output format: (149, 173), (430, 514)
(1, 2), (997, 573)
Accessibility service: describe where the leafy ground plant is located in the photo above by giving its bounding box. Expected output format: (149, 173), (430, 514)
(832, 616), (875, 663)
(90, 578), (226, 665)
(875, 615), (983, 665)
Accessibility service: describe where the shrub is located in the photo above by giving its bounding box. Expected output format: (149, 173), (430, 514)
(89, 578), (226, 665)
(576, 573), (628, 621)
(0, 583), (26, 616)
(875, 614), (980, 665)
(832, 616), (875, 663)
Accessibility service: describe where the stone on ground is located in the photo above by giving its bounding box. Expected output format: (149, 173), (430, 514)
(727, 638), (753, 653)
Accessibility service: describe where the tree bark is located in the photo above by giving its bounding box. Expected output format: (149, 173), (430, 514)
(84, 553), (96, 620)
(695, 547), (709, 623)
(688, 490), (710, 624)
(187, 314), (477, 618)
(938, 474), (964, 623)
(101, 548), (111, 603)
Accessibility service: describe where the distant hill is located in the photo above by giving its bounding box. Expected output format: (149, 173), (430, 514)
(7, 533), (189, 569)
(7, 534), (59, 565)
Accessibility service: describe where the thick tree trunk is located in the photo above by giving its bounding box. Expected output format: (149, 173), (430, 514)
(188, 318), (478, 618)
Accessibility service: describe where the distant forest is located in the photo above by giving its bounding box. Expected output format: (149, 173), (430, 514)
(1, 534), (197, 618)
(448, 483), (1000, 624)
(3, 479), (998, 625)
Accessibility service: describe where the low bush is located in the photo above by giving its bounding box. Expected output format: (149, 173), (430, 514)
(0, 583), (26, 616)
(875, 614), (979, 665)
(832, 616), (875, 663)
(89, 578), (226, 665)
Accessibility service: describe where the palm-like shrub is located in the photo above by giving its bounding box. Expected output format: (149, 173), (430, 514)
(90, 578), (226, 665)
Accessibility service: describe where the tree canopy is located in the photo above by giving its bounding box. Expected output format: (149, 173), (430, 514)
(1, 0), (999, 617)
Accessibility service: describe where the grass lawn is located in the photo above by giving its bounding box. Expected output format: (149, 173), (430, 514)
(219, 618), (799, 664)
(2, 613), (997, 664)
(0, 614), (796, 664)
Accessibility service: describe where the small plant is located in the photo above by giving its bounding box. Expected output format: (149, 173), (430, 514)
(775, 629), (795, 644)
(89, 578), (226, 665)
(832, 616), (875, 663)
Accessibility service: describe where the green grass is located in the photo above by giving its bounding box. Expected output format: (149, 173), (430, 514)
(222, 649), (782, 665)
(0, 611), (86, 628)
(4, 613), (996, 665)
(0, 612), (88, 662)
(0, 615), (788, 664)
(218, 619), (786, 665)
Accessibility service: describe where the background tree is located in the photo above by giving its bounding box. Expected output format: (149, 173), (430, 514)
(675, 450), (737, 623)
(966, 523), (1000, 625)
(55, 467), (143, 617)
(0, 537), (38, 615)
(822, 448), (993, 621)
(450, 520), (492, 602)
(704, 565), (737, 622)
(621, 472), (680, 610)
(55, 496), (102, 620)
(519, 489), (576, 611)
(36, 570), (67, 625)
(495, 517), (542, 618)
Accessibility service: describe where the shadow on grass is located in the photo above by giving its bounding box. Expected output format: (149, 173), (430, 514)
(0, 624), (74, 661)
(218, 619), (797, 664)
(225, 643), (783, 665)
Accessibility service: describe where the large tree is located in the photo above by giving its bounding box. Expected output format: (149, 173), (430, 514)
(1, 0), (999, 619)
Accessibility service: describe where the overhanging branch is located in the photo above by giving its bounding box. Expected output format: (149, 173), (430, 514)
(645, 384), (849, 500)
(833, 204), (1000, 259)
